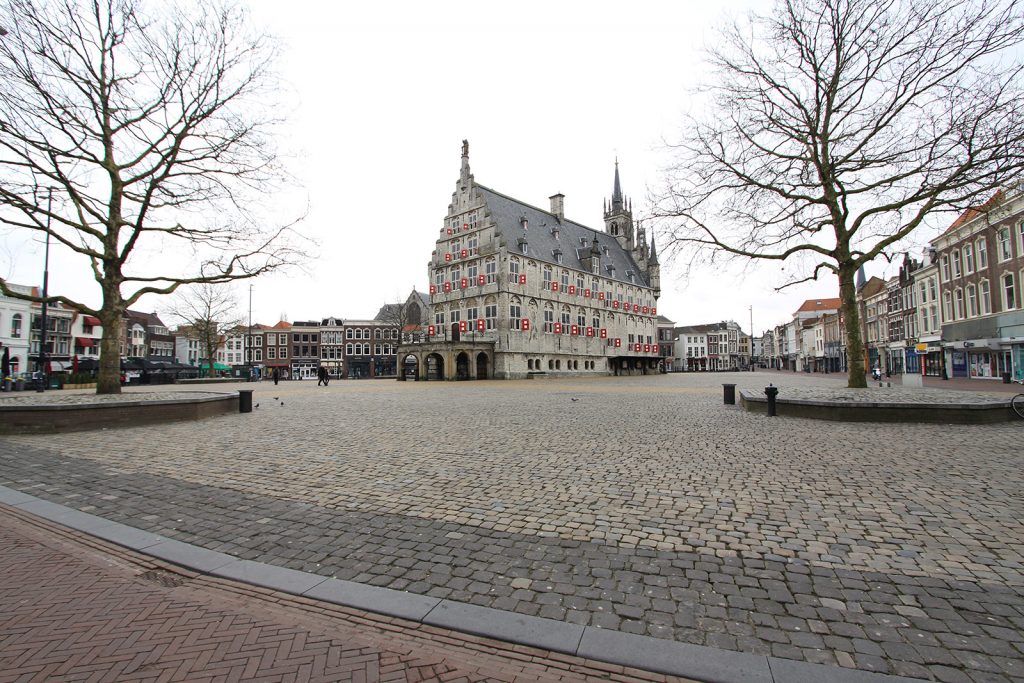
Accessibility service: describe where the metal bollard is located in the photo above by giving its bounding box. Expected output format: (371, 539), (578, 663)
(722, 383), (737, 405)
(238, 389), (254, 413)
(764, 384), (779, 417)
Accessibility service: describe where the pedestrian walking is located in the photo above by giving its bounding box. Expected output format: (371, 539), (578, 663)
(317, 367), (325, 386)
(272, 367), (279, 385)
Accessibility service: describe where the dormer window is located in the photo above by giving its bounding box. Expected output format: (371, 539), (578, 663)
(603, 246), (609, 256)
(553, 249), (563, 264)
(518, 237), (528, 255)
(607, 264), (616, 277)
(580, 236), (588, 247)
(520, 216), (528, 231)
(550, 225), (559, 240)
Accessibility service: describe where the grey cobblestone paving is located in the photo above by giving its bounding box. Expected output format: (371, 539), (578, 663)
(0, 372), (1021, 682)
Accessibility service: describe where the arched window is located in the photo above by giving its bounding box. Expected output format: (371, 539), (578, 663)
(543, 303), (554, 332)
(543, 265), (553, 286)
(363, 328), (371, 339)
(374, 328), (382, 339)
(485, 256), (497, 283)
(509, 296), (522, 330)
(966, 284), (978, 317)
(10, 313), (22, 338)
(485, 295), (498, 330)
(528, 359), (534, 370)
(1004, 272), (1018, 309)
(560, 269), (569, 287)
(345, 343), (353, 355)
(560, 305), (570, 333)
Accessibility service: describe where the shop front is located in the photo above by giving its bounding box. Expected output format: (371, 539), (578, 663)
(967, 350), (995, 379)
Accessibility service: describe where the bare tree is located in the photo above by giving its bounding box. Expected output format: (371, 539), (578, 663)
(164, 283), (241, 378)
(0, 0), (306, 394)
(654, 0), (1024, 387)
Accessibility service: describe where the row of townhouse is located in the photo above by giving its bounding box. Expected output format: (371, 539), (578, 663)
(216, 290), (432, 380)
(763, 188), (1024, 380)
(0, 284), (433, 383)
(928, 190), (1024, 380)
(1, 283), (104, 379)
(671, 320), (750, 371)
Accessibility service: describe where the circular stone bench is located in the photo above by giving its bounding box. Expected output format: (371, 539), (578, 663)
(0, 391), (240, 435)
(739, 387), (1014, 424)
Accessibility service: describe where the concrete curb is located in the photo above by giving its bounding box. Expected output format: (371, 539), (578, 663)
(0, 485), (926, 683)
(738, 390), (1013, 423)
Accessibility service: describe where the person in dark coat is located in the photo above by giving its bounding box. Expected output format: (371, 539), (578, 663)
(272, 367), (279, 385)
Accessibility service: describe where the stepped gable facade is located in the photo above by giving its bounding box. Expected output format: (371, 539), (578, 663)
(406, 141), (663, 380)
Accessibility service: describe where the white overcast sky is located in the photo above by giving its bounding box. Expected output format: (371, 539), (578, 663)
(3, 0), (948, 334)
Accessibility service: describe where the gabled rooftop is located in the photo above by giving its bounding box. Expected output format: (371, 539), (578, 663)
(474, 185), (650, 288)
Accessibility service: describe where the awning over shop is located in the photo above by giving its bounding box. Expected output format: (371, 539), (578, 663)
(83, 316), (102, 327)
(199, 362), (231, 371)
(75, 337), (96, 347)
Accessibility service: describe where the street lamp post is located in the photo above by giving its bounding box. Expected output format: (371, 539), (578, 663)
(247, 283), (253, 381)
(36, 189), (52, 392)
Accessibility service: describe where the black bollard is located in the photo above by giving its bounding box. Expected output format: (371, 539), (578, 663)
(722, 383), (737, 405)
(764, 383), (779, 417)
(238, 389), (254, 413)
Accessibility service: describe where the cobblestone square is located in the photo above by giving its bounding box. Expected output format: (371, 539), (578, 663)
(0, 372), (1021, 681)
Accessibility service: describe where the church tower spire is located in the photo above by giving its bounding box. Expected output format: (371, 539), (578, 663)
(612, 157), (623, 211)
(604, 157), (633, 250)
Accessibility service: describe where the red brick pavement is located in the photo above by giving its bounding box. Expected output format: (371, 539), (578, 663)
(0, 506), (696, 683)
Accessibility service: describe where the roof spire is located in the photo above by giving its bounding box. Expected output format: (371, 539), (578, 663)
(612, 158), (623, 210)
(649, 235), (659, 264)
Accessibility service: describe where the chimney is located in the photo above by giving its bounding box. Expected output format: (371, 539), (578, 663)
(549, 193), (564, 222)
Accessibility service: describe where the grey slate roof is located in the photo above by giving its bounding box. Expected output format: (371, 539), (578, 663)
(476, 185), (650, 289)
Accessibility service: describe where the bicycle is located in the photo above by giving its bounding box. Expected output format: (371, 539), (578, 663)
(1013, 377), (1024, 420)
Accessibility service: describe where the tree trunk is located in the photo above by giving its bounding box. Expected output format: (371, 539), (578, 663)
(97, 311), (122, 395)
(838, 264), (866, 388)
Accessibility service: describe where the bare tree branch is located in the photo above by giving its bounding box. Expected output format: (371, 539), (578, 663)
(0, 0), (310, 393)
(654, 0), (1024, 388)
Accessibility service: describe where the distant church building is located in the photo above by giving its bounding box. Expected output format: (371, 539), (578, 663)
(402, 141), (662, 380)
